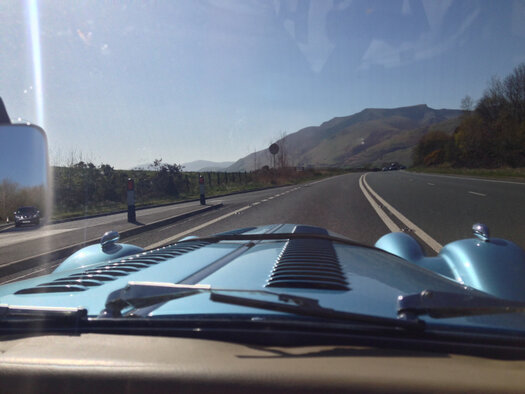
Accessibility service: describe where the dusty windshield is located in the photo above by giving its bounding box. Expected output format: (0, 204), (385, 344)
(0, 0), (524, 324)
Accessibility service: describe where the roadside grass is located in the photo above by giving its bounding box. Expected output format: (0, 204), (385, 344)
(408, 166), (525, 181)
(52, 168), (347, 221)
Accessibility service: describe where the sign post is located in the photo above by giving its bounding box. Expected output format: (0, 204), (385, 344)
(199, 175), (206, 205)
(127, 178), (136, 222)
(269, 143), (279, 168)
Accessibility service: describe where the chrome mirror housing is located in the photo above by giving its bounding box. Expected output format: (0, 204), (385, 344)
(101, 231), (120, 250)
(472, 223), (490, 242)
(0, 120), (50, 224)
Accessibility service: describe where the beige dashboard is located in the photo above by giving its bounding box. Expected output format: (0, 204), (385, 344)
(0, 333), (524, 393)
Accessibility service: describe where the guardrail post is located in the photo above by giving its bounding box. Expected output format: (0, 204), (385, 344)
(127, 178), (136, 222)
(199, 175), (206, 205)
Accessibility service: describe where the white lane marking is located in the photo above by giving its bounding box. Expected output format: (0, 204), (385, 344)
(146, 205), (252, 249)
(307, 177), (334, 186)
(427, 183), (435, 186)
(262, 199), (268, 202)
(468, 191), (487, 197)
(0, 228), (77, 248)
(2, 263), (60, 284)
(252, 202), (261, 206)
(159, 222), (183, 232)
(409, 172), (525, 186)
(268, 197), (274, 200)
(358, 175), (400, 233)
(361, 174), (443, 253)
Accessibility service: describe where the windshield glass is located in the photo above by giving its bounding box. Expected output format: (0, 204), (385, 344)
(0, 1), (525, 333)
(17, 207), (37, 214)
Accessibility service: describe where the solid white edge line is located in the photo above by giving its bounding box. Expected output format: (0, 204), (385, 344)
(362, 174), (443, 253)
(358, 175), (400, 233)
(146, 205), (252, 249)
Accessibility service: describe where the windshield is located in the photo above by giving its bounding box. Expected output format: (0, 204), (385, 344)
(17, 207), (38, 213)
(1, 1), (525, 333)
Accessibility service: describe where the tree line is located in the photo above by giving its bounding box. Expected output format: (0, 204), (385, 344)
(414, 63), (525, 168)
(53, 159), (255, 217)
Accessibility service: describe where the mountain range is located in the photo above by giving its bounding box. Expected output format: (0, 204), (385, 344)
(133, 160), (234, 172)
(181, 160), (234, 172)
(227, 104), (462, 171)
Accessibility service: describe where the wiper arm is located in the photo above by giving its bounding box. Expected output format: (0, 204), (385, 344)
(104, 282), (213, 317)
(398, 289), (525, 320)
(103, 282), (422, 330)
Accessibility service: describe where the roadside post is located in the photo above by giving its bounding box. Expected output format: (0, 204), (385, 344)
(127, 178), (136, 222)
(199, 175), (206, 205)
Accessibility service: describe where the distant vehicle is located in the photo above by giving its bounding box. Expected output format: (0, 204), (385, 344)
(14, 207), (40, 227)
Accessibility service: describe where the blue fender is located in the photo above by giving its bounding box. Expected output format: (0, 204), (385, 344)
(375, 232), (525, 301)
(54, 243), (144, 274)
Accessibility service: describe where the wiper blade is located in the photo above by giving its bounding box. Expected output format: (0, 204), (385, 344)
(103, 282), (422, 330)
(398, 290), (525, 320)
(209, 291), (421, 329)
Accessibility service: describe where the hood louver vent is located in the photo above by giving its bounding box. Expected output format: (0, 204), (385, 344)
(15, 241), (209, 295)
(266, 225), (349, 291)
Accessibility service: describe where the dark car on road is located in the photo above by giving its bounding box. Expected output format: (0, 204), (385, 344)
(14, 207), (40, 227)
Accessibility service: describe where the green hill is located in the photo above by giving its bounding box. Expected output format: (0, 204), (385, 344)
(227, 105), (462, 171)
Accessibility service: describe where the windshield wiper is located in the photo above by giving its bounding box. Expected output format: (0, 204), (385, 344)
(103, 282), (422, 330)
(398, 290), (525, 320)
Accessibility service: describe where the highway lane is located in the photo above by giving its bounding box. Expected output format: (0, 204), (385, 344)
(137, 173), (389, 249)
(2, 170), (524, 285)
(0, 200), (219, 266)
(365, 171), (525, 249)
(0, 173), (389, 284)
(0, 184), (322, 265)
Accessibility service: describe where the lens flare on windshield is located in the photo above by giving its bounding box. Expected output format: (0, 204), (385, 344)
(27, 0), (53, 243)
(27, 0), (44, 127)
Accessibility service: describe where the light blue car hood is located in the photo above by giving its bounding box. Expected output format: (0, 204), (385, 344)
(1, 224), (524, 332)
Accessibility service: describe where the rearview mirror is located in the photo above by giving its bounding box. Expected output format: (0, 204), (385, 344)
(0, 124), (50, 224)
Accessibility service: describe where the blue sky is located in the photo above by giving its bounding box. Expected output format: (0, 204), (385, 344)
(1, 0), (525, 169)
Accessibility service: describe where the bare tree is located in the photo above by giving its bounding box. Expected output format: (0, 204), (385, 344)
(277, 131), (287, 168)
(503, 63), (525, 122)
(460, 95), (474, 112)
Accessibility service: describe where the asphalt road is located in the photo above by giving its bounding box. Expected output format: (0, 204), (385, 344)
(365, 171), (525, 247)
(1, 171), (524, 284)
